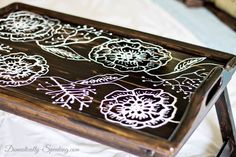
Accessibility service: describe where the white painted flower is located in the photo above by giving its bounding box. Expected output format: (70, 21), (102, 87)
(100, 88), (177, 129)
(0, 11), (60, 42)
(0, 52), (49, 87)
(89, 39), (172, 72)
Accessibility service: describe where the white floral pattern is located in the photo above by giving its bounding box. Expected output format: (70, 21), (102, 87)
(0, 52), (49, 87)
(89, 39), (172, 72)
(100, 88), (177, 129)
(0, 11), (60, 42)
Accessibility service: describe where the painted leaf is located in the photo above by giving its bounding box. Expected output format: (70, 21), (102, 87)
(79, 74), (128, 86)
(174, 57), (206, 72)
(40, 46), (88, 61)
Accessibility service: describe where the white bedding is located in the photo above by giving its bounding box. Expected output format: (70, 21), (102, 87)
(0, 0), (235, 157)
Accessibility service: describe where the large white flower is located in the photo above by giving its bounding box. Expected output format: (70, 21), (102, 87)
(89, 39), (172, 72)
(0, 11), (60, 42)
(100, 88), (177, 129)
(0, 52), (49, 87)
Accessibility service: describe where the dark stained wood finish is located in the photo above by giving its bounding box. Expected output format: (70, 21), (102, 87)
(0, 3), (235, 157)
(217, 139), (232, 157)
(216, 90), (236, 157)
(183, 0), (204, 7)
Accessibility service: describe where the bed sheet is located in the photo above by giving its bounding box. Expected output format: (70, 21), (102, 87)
(155, 0), (236, 53)
(0, 0), (235, 157)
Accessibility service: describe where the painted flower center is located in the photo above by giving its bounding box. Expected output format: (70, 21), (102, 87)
(5, 61), (28, 75)
(10, 17), (40, 32)
(115, 50), (148, 63)
(122, 98), (153, 120)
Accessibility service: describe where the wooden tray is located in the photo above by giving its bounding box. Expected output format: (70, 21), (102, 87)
(0, 3), (235, 157)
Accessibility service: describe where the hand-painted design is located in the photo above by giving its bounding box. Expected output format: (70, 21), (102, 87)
(36, 24), (112, 47)
(37, 76), (96, 110)
(143, 57), (219, 100)
(89, 39), (172, 72)
(39, 45), (89, 61)
(0, 11), (60, 42)
(77, 73), (128, 86)
(0, 43), (12, 53)
(37, 74), (128, 111)
(36, 24), (112, 61)
(143, 69), (208, 100)
(0, 52), (49, 87)
(173, 57), (206, 72)
(100, 88), (178, 129)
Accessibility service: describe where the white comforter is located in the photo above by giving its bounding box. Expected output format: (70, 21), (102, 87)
(0, 0), (235, 157)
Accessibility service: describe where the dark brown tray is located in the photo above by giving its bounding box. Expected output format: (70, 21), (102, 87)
(0, 3), (235, 157)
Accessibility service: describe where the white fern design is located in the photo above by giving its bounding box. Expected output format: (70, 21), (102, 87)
(37, 74), (127, 110)
(37, 76), (96, 110)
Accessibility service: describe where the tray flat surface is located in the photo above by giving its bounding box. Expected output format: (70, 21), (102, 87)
(0, 3), (226, 144)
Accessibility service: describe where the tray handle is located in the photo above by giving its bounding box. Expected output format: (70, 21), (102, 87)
(204, 67), (223, 106)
